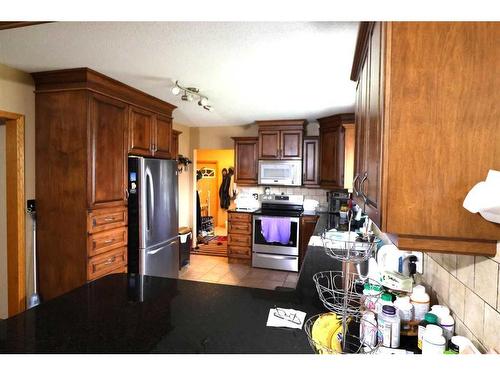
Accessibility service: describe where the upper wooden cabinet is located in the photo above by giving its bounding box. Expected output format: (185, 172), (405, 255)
(257, 120), (306, 160)
(128, 108), (173, 158)
(303, 136), (320, 187)
(351, 22), (500, 256)
(172, 129), (182, 158)
(154, 114), (173, 159)
(318, 113), (354, 189)
(233, 137), (259, 185)
(89, 93), (128, 208)
(32, 68), (176, 300)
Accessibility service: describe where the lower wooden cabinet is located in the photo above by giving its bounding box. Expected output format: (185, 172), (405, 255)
(87, 247), (127, 281)
(227, 212), (253, 261)
(299, 215), (319, 268)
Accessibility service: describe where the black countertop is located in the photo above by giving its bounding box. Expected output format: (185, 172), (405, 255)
(0, 212), (417, 353)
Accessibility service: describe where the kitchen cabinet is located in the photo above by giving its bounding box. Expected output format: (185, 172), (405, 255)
(128, 108), (173, 158)
(302, 136), (320, 187)
(89, 93), (128, 208)
(33, 68), (176, 300)
(172, 129), (182, 158)
(350, 22), (500, 255)
(233, 137), (259, 185)
(256, 120), (306, 160)
(318, 113), (354, 189)
(227, 211), (252, 263)
(299, 215), (319, 269)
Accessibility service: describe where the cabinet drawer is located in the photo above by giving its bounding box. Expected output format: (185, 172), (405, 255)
(228, 233), (252, 247)
(228, 212), (252, 223)
(88, 227), (128, 257)
(228, 245), (251, 259)
(87, 247), (127, 281)
(88, 207), (127, 233)
(228, 221), (252, 235)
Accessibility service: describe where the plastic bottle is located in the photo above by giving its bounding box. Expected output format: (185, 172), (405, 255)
(440, 313), (455, 342)
(394, 295), (414, 330)
(379, 305), (400, 348)
(376, 292), (393, 315)
(417, 312), (438, 350)
(360, 311), (378, 348)
(422, 324), (446, 354)
(410, 285), (430, 321)
(430, 305), (451, 324)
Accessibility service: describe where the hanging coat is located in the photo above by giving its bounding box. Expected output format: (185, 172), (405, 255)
(219, 172), (231, 210)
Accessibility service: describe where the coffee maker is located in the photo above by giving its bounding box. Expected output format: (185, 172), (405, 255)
(326, 188), (350, 213)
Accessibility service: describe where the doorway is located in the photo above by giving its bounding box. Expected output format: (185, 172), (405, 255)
(0, 110), (26, 318)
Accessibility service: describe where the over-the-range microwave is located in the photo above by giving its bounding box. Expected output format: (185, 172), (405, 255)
(258, 160), (302, 186)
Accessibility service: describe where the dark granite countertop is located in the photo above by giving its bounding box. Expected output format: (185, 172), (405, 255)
(0, 212), (418, 353)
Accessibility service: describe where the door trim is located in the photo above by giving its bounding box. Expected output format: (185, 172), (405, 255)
(0, 110), (26, 316)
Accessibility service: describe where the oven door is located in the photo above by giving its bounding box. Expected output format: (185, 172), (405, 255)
(252, 215), (299, 256)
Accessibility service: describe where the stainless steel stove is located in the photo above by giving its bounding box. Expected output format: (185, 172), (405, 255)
(252, 194), (304, 272)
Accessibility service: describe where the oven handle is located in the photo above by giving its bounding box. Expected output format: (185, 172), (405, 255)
(253, 215), (300, 223)
(254, 253), (297, 261)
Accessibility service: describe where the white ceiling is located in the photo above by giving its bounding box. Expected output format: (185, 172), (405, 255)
(0, 22), (359, 127)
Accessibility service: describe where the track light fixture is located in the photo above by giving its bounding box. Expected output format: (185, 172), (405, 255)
(171, 80), (213, 112)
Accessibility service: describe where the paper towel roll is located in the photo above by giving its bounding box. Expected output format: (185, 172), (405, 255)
(463, 170), (500, 224)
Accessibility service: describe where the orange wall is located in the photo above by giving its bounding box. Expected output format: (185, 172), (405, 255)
(196, 149), (235, 229)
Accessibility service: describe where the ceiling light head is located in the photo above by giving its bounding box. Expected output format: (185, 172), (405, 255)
(186, 93), (194, 102)
(171, 86), (181, 96)
(181, 92), (188, 101)
(198, 98), (208, 106)
(203, 105), (214, 112)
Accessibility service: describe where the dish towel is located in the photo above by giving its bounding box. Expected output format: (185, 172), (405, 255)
(261, 217), (291, 245)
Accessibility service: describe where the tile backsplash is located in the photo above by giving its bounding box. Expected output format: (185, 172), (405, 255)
(237, 186), (330, 204)
(420, 244), (500, 352)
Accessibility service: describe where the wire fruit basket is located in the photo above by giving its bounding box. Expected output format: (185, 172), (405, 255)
(304, 313), (381, 354)
(321, 230), (376, 262)
(313, 270), (382, 318)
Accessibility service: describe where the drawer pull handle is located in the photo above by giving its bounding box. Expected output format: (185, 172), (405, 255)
(104, 239), (115, 244)
(104, 217), (116, 222)
(104, 256), (116, 265)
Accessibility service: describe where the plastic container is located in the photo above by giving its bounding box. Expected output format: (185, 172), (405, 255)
(410, 285), (430, 322)
(360, 311), (378, 348)
(376, 292), (393, 315)
(379, 305), (400, 348)
(430, 305), (451, 324)
(422, 324), (446, 354)
(362, 284), (382, 312)
(417, 312), (438, 350)
(394, 296), (414, 330)
(440, 313), (455, 342)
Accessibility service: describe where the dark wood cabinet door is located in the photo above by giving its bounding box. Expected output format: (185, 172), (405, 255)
(299, 215), (318, 268)
(258, 130), (280, 159)
(89, 93), (128, 208)
(154, 114), (172, 158)
(303, 137), (319, 186)
(319, 125), (345, 188)
(172, 130), (181, 158)
(128, 106), (154, 156)
(363, 22), (383, 225)
(281, 130), (303, 159)
(234, 137), (258, 185)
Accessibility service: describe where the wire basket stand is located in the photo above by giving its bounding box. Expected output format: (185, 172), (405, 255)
(307, 206), (381, 354)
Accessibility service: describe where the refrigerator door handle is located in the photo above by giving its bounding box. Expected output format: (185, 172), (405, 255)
(145, 167), (155, 232)
(146, 239), (179, 255)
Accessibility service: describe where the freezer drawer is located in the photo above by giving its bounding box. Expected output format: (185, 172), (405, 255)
(140, 238), (179, 278)
(252, 252), (298, 272)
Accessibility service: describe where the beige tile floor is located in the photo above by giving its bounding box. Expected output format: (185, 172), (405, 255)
(179, 254), (299, 290)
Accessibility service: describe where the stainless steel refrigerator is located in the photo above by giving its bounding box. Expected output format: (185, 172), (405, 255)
(128, 156), (179, 278)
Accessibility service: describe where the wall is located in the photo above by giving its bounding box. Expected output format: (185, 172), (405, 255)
(238, 186), (329, 205)
(196, 149), (235, 229)
(173, 122), (192, 229)
(0, 63), (36, 319)
(420, 245), (500, 352)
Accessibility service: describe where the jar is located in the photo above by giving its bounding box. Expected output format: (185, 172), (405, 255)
(430, 305), (451, 324)
(376, 292), (393, 315)
(394, 296), (414, 330)
(360, 311), (378, 348)
(422, 324), (446, 354)
(410, 285), (430, 322)
(417, 312), (438, 350)
(440, 313), (455, 342)
(379, 305), (400, 348)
